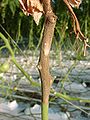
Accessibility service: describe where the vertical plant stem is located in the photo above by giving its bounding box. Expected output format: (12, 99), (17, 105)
(29, 18), (34, 49)
(42, 103), (48, 120)
(38, 0), (57, 119)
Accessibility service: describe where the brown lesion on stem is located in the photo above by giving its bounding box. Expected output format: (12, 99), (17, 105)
(63, 0), (90, 56)
(38, 0), (57, 104)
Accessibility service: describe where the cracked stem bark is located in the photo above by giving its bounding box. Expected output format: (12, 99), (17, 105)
(38, 0), (57, 120)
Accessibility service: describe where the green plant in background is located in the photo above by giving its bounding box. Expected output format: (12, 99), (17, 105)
(0, 0), (90, 119)
(0, 31), (90, 119)
(0, 0), (89, 101)
(0, 0), (89, 54)
(0, 60), (10, 73)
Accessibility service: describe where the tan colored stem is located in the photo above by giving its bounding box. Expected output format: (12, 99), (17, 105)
(38, 0), (57, 105)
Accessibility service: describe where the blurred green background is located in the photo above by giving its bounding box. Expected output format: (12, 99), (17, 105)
(0, 0), (90, 56)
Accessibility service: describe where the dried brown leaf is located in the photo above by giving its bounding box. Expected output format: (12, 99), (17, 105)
(19, 0), (43, 25)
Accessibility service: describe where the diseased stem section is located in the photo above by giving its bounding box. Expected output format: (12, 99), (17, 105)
(38, 13), (57, 104)
(38, 0), (57, 119)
